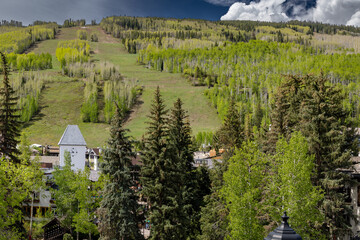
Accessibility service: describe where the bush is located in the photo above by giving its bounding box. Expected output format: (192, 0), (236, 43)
(77, 30), (87, 40)
(63, 233), (73, 240)
(90, 33), (98, 42)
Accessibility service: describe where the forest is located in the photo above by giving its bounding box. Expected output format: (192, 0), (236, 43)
(0, 16), (360, 240)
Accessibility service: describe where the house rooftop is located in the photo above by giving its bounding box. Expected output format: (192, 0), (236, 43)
(58, 125), (86, 146)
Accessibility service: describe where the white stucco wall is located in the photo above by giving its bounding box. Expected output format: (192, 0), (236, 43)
(59, 145), (86, 171)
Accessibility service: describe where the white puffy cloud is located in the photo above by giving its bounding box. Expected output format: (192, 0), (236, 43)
(306, 0), (360, 26)
(347, 11), (360, 26)
(221, 0), (360, 27)
(221, 0), (289, 22)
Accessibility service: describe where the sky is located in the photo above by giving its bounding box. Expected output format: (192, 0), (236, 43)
(1, 0), (360, 27)
(0, 0), (228, 25)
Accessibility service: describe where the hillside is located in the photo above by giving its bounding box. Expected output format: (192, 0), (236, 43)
(1, 17), (358, 147)
(21, 26), (221, 147)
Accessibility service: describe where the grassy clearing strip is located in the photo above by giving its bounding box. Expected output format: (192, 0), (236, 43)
(93, 39), (221, 138)
(23, 77), (110, 147)
(22, 26), (220, 146)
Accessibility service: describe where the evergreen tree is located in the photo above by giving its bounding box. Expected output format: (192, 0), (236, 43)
(300, 75), (357, 238)
(267, 74), (358, 238)
(141, 87), (178, 239)
(265, 75), (301, 154)
(99, 105), (143, 240)
(0, 52), (20, 163)
(167, 98), (192, 239)
(215, 97), (243, 150)
(167, 98), (210, 238)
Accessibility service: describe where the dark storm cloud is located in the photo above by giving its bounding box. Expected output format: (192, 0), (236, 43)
(0, 0), (228, 25)
(0, 0), (109, 25)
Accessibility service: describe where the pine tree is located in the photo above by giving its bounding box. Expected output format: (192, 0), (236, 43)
(167, 98), (210, 238)
(267, 74), (358, 238)
(300, 74), (357, 238)
(99, 105), (143, 240)
(141, 87), (178, 239)
(215, 97), (243, 150)
(0, 52), (20, 163)
(167, 98), (192, 239)
(265, 75), (302, 154)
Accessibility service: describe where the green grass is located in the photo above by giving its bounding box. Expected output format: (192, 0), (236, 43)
(93, 40), (221, 138)
(21, 26), (221, 146)
(22, 76), (110, 147)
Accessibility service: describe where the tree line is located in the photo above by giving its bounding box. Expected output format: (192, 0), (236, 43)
(6, 52), (52, 71)
(138, 40), (360, 124)
(63, 19), (86, 28)
(0, 24), (57, 54)
(97, 74), (357, 239)
(198, 74), (357, 240)
(0, 47), (357, 239)
(56, 39), (90, 69)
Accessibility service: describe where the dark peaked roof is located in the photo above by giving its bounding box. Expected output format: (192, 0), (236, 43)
(58, 125), (86, 146)
(264, 212), (302, 240)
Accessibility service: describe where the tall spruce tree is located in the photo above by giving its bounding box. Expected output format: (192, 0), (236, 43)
(167, 98), (192, 239)
(267, 74), (358, 238)
(215, 97), (243, 150)
(300, 75), (357, 238)
(141, 87), (180, 240)
(265, 75), (302, 154)
(0, 52), (20, 163)
(167, 98), (210, 238)
(99, 106), (144, 240)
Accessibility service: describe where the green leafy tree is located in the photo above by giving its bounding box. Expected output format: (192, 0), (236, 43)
(0, 52), (20, 163)
(200, 97), (243, 240)
(52, 152), (100, 239)
(266, 132), (325, 239)
(52, 152), (77, 231)
(99, 105), (144, 240)
(267, 74), (358, 238)
(221, 141), (267, 240)
(0, 133), (43, 239)
(72, 168), (100, 239)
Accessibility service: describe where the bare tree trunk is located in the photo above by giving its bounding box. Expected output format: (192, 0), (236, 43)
(29, 192), (34, 237)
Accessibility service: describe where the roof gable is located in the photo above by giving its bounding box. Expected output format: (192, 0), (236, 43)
(58, 125), (86, 146)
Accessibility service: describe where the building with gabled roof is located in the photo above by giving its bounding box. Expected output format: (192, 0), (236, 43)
(58, 125), (87, 171)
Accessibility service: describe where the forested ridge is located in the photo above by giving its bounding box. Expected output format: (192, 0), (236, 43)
(102, 16), (360, 135)
(98, 17), (360, 239)
(1, 16), (360, 239)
